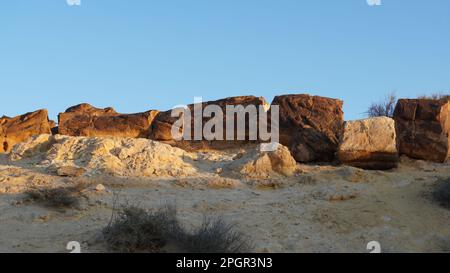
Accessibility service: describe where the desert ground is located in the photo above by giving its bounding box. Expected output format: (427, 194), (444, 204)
(0, 134), (449, 253)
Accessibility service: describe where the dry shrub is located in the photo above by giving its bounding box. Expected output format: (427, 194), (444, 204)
(24, 182), (88, 209)
(102, 203), (252, 253)
(418, 93), (450, 101)
(366, 92), (397, 118)
(102, 204), (180, 253)
(181, 217), (252, 253)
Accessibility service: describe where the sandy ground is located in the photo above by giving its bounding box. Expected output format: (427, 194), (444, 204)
(1, 149), (450, 253)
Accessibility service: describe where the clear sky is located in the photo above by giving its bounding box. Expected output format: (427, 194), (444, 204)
(1, 0), (449, 121)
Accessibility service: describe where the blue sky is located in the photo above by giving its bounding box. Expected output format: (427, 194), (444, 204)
(1, 0), (449, 121)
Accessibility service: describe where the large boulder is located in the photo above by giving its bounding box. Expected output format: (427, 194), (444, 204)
(150, 110), (180, 141)
(338, 117), (398, 170)
(0, 109), (52, 153)
(394, 99), (450, 162)
(58, 103), (159, 139)
(271, 94), (344, 163)
(150, 96), (269, 150)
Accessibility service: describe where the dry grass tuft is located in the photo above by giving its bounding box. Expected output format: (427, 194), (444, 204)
(24, 182), (88, 209)
(102, 203), (252, 253)
(102, 204), (180, 253)
(418, 93), (450, 101)
(180, 217), (252, 253)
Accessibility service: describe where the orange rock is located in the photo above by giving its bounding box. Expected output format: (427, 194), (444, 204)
(0, 109), (52, 153)
(58, 103), (159, 139)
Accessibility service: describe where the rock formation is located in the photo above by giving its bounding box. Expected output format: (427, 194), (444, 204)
(3, 94), (450, 170)
(9, 134), (198, 177)
(227, 143), (297, 179)
(48, 120), (58, 135)
(0, 109), (52, 153)
(150, 96), (269, 149)
(271, 94), (344, 163)
(394, 99), (450, 163)
(58, 103), (159, 139)
(338, 117), (398, 170)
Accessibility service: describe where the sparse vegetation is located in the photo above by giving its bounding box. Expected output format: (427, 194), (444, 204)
(102, 204), (179, 253)
(181, 217), (252, 253)
(433, 178), (450, 209)
(102, 203), (252, 253)
(366, 92), (397, 118)
(418, 93), (450, 101)
(24, 182), (88, 209)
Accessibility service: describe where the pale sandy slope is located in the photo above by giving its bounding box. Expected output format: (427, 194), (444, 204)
(0, 135), (449, 253)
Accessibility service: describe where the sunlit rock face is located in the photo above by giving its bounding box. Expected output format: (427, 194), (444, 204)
(0, 109), (52, 153)
(9, 134), (199, 178)
(227, 143), (297, 179)
(58, 103), (159, 139)
(338, 117), (398, 170)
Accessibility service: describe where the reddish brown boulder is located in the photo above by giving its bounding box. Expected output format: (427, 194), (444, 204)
(0, 109), (52, 153)
(58, 103), (159, 139)
(394, 99), (450, 162)
(150, 96), (269, 149)
(150, 110), (180, 141)
(271, 94), (344, 163)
